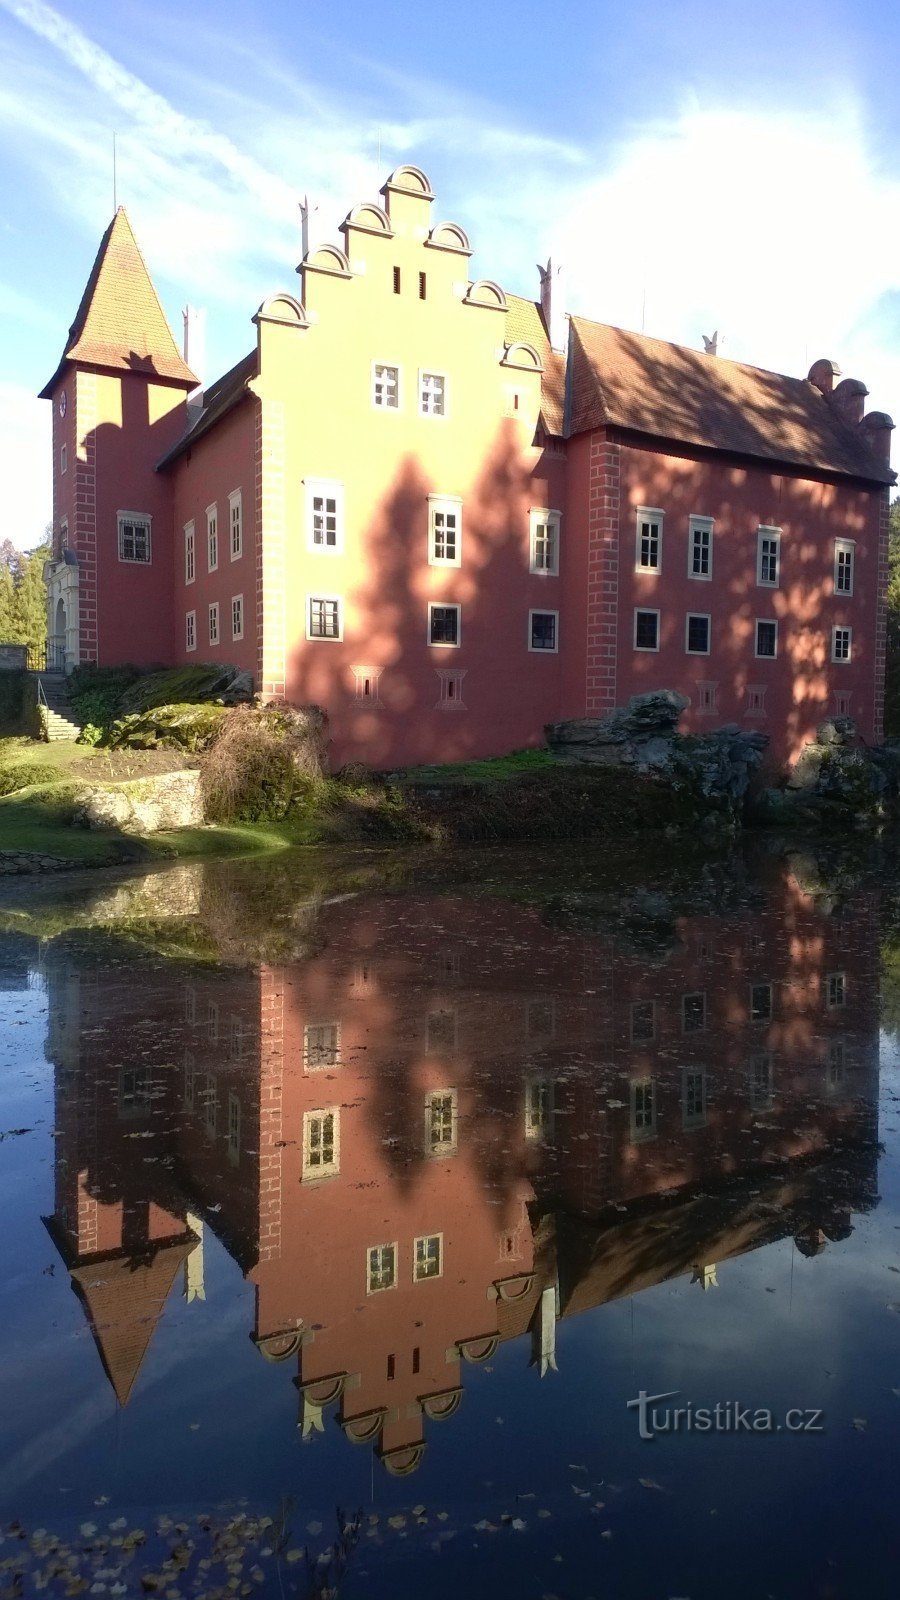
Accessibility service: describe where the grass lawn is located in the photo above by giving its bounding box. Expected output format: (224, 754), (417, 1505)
(399, 748), (554, 785)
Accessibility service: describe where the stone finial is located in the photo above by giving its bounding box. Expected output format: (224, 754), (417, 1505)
(538, 258), (568, 355)
(702, 330), (719, 356)
(831, 376), (869, 425)
(807, 358), (841, 396)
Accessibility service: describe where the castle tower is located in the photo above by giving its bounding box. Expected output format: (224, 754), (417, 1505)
(39, 209), (197, 669)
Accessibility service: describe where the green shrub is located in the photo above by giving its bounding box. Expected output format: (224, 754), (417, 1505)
(68, 665), (142, 730)
(0, 761), (59, 796)
(0, 671), (26, 733)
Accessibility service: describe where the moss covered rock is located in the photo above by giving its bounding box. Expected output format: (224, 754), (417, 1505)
(106, 702), (229, 752)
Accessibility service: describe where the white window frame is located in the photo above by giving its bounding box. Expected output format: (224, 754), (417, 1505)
(203, 1073), (217, 1138)
(60, 443), (67, 475)
(117, 511), (152, 564)
(756, 527), (781, 588)
(749, 1052), (774, 1111)
(303, 1021), (341, 1072)
(231, 594), (244, 642)
(227, 1092), (241, 1165)
(834, 539), (855, 597)
(427, 601), (461, 648)
(529, 609), (559, 653)
(435, 668), (466, 710)
(685, 612), (711, 656)
(825, 971), (847, 1010)
(831, 625), (852, 664)
(184, 520), (195, 585)
(372, 361), (400, 410)
(688, 515), (713, 580)
(183, 1052), (195, 1111)
(425, 1088), (458, 1157)
(755, 619), (778, 660)
(352, 666), (384, 705)
(682, 1069), (708, 1130)
(635, 507), (664, 574)
(529, 508), (561, 576)
(413, 1233), (443, 1281)
(428, 494), (462, 567)
(229, 489), (243, 561)
(307, 594), (343, 641)
(419, 369), (447, 418)
(634, 608), (660, 651)
(118, 1064), (152, 1120)
(305, 477), (345, 554)
(302, 1107), (340, 1179)
(367, 1242), (398, 1294)
(206, 503), (218, 573)
(208, 601), (219, 646)
(524, 1076), (555, 1141)
(185, 609), (196, 653)
(630, 1076), (657, 1141)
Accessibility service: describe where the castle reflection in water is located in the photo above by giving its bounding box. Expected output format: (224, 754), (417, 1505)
(41, 860), (881, 1478)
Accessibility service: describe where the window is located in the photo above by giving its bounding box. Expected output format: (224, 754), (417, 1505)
(689, 515), (713, 579)
(184, 987), (197, 1024)
(306, 478), (344, 552)
(427, 1009), (457, 1054)
(750, 982), (773, 1023)
(420, 372), (446, 416)
(227, 1094), (241, 1165)
(367, 1243), (397, 1293)
(304, 1023), (341, 1071)
(755, 620), (778, 659)
(829, 626), (850, 664)
(229, 1016), (249, 1060)
(428, 496), (461, 564)
(826, 1039), (846, 1093)
(308, 595), (342, 640)
(231, 594), (244, 642)
(435, 668), (466, 710)
(303, 1108), (339, 1177)
(529, 508), (561, 575)
(428, 602), (460, 647)
(527, 999), (555, 1040)
(373, 362), (399, 409)
(207, 602), (219, 646)
(757, 528), (781, 587)
(203, 1074), (217, 1137)
(419, 271), (427, 301)
(352, 666), (383, 704)
(229, 489), (242, 560)
(524, 1077), (554, 1140)
(529, 610), (558, 652)
(207, 1001), (219, 1042)
(682, 992), (707, 1033)
(183, 1054), (195, 1111)
(749, 1053), (774, 1111)
(682, 1070), (707, 1129)
(635, 508), (663, 573)
(426, 1089), (457, 1156)
(686, 613), (710, 655)
(186, 610), (196, 652)
(634, 609), (660, 650)
(746, 684), (768, 715)
(696, 682), (718, 714)
(630, 1077), (656, 1140)
(207, 504), (218, 572)
(118, 512), (151, 563)
(414, 1234), (443, 1281)
(60, 443), (67, 475)
(119, 1065), (152, 1118)
(393, 266), (401, 294)
(834, 540), (855, 596)
(630, 1000), (656, 1043)
(826, 971), (847, 1009)
(184, 521), (195, 584)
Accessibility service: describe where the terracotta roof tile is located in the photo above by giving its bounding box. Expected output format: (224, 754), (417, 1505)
(40, 209), (196, 397)
(568, 316), (893, 483)
(156, 350), (257, 469)
(70, 1238), (195, 1406)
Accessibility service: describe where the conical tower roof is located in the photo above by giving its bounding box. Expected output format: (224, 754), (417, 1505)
(40, 208), (197, 397)
(70, 1238), (196, 1407)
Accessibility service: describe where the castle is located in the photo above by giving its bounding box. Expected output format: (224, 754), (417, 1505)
(41, 164), (896, 769)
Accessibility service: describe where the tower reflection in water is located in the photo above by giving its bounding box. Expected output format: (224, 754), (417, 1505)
(42, 861), (880, 1476)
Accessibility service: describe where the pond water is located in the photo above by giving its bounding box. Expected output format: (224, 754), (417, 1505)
(1, 841), (899, 1599)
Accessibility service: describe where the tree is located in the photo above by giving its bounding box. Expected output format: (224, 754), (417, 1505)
(0, 539), (49, 657)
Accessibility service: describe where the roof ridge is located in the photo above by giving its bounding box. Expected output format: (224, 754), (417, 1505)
(569, 311), (810, 390)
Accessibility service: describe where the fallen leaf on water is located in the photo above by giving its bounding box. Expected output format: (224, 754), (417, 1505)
(851, 1418), (868, 1431)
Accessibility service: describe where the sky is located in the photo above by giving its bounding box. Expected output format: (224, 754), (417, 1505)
(2, 0), (900, 547)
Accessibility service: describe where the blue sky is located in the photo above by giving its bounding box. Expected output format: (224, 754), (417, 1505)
(2, 0), (900, 544)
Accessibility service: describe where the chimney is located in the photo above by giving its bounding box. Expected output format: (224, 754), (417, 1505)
(538, 258), (567, 355)
(182, 305), (207, 388)
(830, 377), (868, 426)
(807, 358), (841, 397)
(859, 410), (895, 469)
(300, 194), (320, 260)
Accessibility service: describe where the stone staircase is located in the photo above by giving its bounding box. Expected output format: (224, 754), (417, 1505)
(37, 672), (82, 742)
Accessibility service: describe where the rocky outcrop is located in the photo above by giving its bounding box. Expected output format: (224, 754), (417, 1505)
(73, 769), (203, 834)
(756, 717), (900, 826)
(105, 702), (229, 751)
(545, 692), (768, 809)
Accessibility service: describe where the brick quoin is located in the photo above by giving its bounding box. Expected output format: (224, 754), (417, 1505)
(585, 437), (621, 715)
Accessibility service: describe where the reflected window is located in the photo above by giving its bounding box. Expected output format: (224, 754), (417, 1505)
(207, 1001), (219, 1042)
(184, 986), (197, 1024)
(227, 1093), (241, 1165)
(426, 1089), (457, 1156)
(183, 1052), (195, 1112)
(630, 999), (656, 1044)
(750, 983), (773, 1023)
(750, 1053), (774, 1111)
(826, 1039), (846, 1093)
(427, 1010), (457, 1055)
(527, 999), (555, 1041)
(682, 1069), (707, 1129)
(203, 1074), (217, 1137)
(229, 1015), (250, 1060)
(304, 1022), (341, 1071)
(630, 1077), (656, 1140)
(414, 1234), (443, 1281)
(524, 1077), (554, 1140)
(119, 1065), (152, 1119)
(682, 992), (707, 1033)
(303, 1108), (339, 1178)
(368, 1243), (397, 1293)
(826, 971), (847, 1009)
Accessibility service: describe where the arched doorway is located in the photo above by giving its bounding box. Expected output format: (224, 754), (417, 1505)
(53, 598), (66, 670)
